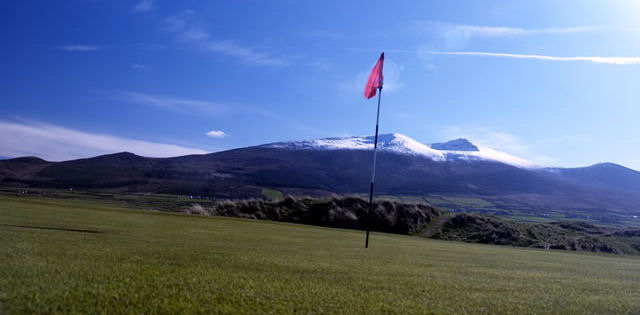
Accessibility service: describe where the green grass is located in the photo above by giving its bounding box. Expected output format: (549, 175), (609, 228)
(2, 195), (640, 314)
(502, 214), (557, 223)
(261, 188), (283, 201)
(439, 196), (494, 208)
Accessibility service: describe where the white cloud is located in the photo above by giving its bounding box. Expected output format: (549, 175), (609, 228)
(133, 0), (153, 12)
(427, 51), (640, 65)
(59, 45), (99, 52)
(164, 10), (291, 67)
(205, 130), (228, 138)
(0, 121), (207, 161)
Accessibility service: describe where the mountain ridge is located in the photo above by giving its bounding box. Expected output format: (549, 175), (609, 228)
(2, 133), (640, 226)
(3, 133), (636, 171)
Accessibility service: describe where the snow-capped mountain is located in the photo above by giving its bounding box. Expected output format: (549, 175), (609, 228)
(264, 133), (539, 169)
(4, 132), (640, 225)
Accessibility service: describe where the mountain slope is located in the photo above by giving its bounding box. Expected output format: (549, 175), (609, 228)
(547, 163), (640, 192)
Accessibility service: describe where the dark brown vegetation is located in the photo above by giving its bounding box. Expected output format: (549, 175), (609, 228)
(185, 195), (640, 255)
(207, 196), (441, 235)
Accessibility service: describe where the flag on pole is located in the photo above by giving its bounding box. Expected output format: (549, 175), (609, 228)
(364, 52), (384, 99)
(363, 51), (385, 248)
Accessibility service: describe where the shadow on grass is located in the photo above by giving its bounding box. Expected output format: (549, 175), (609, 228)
(0, 224), (102, 234)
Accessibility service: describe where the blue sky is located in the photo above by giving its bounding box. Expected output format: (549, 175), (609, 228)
(3, 1), (640, 169)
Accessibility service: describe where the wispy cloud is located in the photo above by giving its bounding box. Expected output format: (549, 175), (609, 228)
(205, 130), (228, 138)
(0, 120), (207, 161)
(412, 21), (600, 50)
(440, 126), (553, 166)
(133, 0), (153, 13)
(427, 51), (640, 65)
(59, 45), (99, 52)
(119, 91), (274, 117)
(309, 59), (332, 70)
(131, 63), (150, 71)
(119, 91), (227, 115)
(425, 22), (599, 38)
(441, 126), (528, 153)
(163, 10), (291, 67)
(205, 41), (291, 66)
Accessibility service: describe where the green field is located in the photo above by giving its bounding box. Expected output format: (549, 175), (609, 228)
(261, 188), (284, 201)
(1, 195), (640, 314)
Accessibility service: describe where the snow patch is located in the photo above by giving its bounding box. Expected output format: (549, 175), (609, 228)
(263, 133), (540, 169)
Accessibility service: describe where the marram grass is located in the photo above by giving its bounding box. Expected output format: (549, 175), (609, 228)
(1, 195), (639, 314)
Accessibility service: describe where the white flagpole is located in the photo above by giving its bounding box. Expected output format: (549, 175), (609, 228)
(365, 86), (382, 248)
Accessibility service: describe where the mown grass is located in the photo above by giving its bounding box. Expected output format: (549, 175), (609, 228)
(1, 195), (640, 314)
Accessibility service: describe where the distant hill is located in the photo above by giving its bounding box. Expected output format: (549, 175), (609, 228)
(547, 163), (640, 192)
(2, 133), (640, 226)
(0, 156), (50, 181)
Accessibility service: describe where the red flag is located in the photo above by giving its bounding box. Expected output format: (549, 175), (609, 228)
(364, 52), (384, 99)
